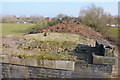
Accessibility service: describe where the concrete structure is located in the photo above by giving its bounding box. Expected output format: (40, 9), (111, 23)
(0, 55), (75, 70)
(75, 44), (95, 53)
(93, 40), (115, 65)
(92, 53), (115, 65)
(1, 61), (113, 78)
(1, 40), (118, 78)
(95, 40), (114, 56)
(75, 40), (116, 65)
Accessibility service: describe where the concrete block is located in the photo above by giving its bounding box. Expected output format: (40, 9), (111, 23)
(37, 59), (44, 67)
(0, 55), (9, 63)
(10, 56), (20, 64)
(44, 60), (55, 68)
(66, 61), (75, 70)
(92, 53), (115, 65)
(103, 57), (115, 65)
(25, 57), (37, 66)
(10, 65), (28, 78)
(92, 53), (104, 64)
(55, 60), (74, 70)
(19, 58), (26, 65)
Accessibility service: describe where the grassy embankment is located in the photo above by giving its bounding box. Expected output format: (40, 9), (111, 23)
(103, 27), (120, 55)
(1, 23), (81, 60)
(2, 23), (119, 60)
(3, 33), (80, 61)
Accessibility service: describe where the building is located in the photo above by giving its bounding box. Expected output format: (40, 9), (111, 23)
(17, 17), (33, 23)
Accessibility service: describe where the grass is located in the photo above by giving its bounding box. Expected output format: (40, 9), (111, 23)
(1, 23), (35, 35)
(2, 32), (95, 61)
(17, 40), (78, 61)
(104, 27), (120, 38)
(25, 33), (80, 42)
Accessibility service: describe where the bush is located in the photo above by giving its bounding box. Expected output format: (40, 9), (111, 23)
(34, 18), (60, 30)
(35, 20), (48, 30)
(47, 18), (60, 26)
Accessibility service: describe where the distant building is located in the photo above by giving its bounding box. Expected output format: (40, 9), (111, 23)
(45, 17), (52, 21)
(111, 24), (116, 27)
(107, 24), (120, 27)
(16, 17), (33, 24)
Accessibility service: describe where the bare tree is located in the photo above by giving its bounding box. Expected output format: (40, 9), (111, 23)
(57, 14), (65, 20)
(30, 15), (44, 24)
(2, 15), (17, 23)
(79, 4), (107, 32)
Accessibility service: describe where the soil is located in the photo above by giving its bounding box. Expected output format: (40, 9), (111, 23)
(30, 22), (104, 41)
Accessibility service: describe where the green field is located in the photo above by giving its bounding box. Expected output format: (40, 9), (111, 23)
(1, 23), (119, 38)
(1, 23), (35, 35)
(105, 27), (120, 38)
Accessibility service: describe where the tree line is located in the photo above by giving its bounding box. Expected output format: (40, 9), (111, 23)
(1, 4), (119, 32)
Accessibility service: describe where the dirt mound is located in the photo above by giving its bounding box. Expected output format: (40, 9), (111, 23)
(31, 22), (104, 41)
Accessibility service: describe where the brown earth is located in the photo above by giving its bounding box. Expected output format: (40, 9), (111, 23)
(30, 22), (104, 41)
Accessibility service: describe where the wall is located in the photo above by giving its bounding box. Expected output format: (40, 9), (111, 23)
(1, 62), (113, 78)
(92, 53), (115, 65)
(1, 55), (117, 78)
(2, 63), (72, 78)
(1, 55), (75, 70)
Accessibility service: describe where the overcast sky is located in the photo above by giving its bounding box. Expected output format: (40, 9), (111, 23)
(1, 1), (118, 17)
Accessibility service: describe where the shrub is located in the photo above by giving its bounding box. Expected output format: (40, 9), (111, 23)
(47, 18), (60, 26)
(34, 18), (60, 30)
(35, 20), (48, 30)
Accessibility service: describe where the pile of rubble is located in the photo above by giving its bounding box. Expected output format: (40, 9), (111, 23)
(30, 22), (104, 41)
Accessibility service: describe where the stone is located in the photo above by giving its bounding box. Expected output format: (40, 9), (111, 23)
(1, 55), (9, 63)
(95, 40), (114, 56)
(96, 40), (113, 48)
(55, 60), (75, 70)
(92, 53), (104, 64)
(25, 57), (37, 66)
(103, 57), (115, 65)
(37, 59), (44, 67)
(10, 56), (20, 64)
(44, 60), (55, 68)
(10, 65), (28, 78)
(19, 58), (26, 65)
(92, 53), (115, 65)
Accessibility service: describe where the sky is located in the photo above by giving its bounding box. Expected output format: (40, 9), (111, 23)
(1, 1), (119, 17)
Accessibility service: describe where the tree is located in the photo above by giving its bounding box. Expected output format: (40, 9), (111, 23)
(1, 15), (17, 23)
(57, 14), (65, 20)
(47, 18), (60, 26)
(35, 19), (48, 29)
(79, 4), (107, 32)
(62, 15), (71, 21)
(30, 15), (44, 24)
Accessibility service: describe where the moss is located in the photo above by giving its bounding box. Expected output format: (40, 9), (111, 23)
(16, 40), (78, 61)
(13, 54), (27, 58)
(107, 49), (114, 56)
(18, 40), (77, 51)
